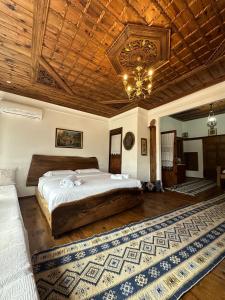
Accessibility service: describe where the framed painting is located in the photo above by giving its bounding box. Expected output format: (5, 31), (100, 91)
(123, 132), (135, 150)
(141, 138), (147, 156)
(55, 128), (83, 149)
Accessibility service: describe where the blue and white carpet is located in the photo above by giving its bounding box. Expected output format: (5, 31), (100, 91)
(32, 194), (225, 299)
(166, 178), (217, 196)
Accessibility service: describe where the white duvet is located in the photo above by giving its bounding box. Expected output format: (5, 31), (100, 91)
(38, 172), (142, 212)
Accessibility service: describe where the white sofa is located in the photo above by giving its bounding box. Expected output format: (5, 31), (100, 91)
(0, 185), (39, 300)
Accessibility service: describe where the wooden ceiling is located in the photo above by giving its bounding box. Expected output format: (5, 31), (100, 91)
(0, 0), (225, 117)
(171, 98), (225, 121)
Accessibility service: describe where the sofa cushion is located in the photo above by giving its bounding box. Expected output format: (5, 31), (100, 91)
(0, 169), (16, 186)
(0, 243), (31, 287)
(0, 273), (39, 300)
(0, 185), (39, 299)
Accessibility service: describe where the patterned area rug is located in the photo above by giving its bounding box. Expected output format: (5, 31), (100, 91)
(166, 178), (217, 196)
(32, 194), (225, 300)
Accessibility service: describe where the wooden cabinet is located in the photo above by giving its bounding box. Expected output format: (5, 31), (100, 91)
(177, 164), (186, 184)
(109, 154), (121, 174)
(161, 133), (186, 187)
(203, 135), (225, 179)
(162, 164), (186, 187)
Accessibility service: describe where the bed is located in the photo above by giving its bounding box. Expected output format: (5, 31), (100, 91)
(26, 155), (143, 237)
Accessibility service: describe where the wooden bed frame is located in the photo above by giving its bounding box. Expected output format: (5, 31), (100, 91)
(27, 155), (143, 237)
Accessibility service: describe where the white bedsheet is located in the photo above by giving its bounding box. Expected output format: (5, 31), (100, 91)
(38, 172), (142, 212)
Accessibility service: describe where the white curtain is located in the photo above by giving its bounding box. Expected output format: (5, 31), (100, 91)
(161, 132), (175, 168)
(111, 134), (121, 155)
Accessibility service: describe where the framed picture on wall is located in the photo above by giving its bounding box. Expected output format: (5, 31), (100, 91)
(141, 138), (147, 156)
(55, 128), (83, 148)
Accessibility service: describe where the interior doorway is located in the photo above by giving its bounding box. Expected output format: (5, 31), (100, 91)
(109, 127), (122, 174)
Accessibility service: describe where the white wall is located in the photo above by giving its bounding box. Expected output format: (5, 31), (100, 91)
(183, 139), (204, 178)
(109, 108), (150, 182)
(109, 108), (138, 179)
(160, 116), (183, 137)
(137, 108), (150, 181)
(182, 112), (225, 138)
(0, 96), (109, 197)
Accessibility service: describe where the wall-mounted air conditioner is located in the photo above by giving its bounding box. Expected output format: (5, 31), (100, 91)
(0, 100), (43, 120)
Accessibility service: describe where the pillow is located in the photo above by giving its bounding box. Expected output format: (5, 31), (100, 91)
(75, 168), (100, 174)
(0, 168), (16, 186)
(43, 170), (75, 177)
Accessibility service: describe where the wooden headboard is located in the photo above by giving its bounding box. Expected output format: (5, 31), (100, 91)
(26, 155), (99, 186)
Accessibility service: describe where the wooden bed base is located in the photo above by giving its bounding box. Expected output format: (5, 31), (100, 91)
(28, 155), (143, 238)
(36, 187), (143, 238)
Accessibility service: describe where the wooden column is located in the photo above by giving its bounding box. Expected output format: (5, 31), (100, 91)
(149, 120), (156, 182)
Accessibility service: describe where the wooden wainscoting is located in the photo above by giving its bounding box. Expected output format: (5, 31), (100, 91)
(109, 154), (122, 174)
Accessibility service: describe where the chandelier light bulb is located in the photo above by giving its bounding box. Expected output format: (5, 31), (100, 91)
(207, 104), (217, 128)
(122, 67), (154, 101)
(209, 116), (215, 122)
(123, 74), (128, 80)
(148, 69), (153, 76)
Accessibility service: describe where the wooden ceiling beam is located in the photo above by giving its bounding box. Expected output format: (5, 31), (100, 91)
(69, 40), (117, 89)
(98, 0), (125, 25)
(48, 4), (70, 60)
(50, 0), (92, 74)
(150, 0), (201, 65)
(0, 36), (31, 57)
(150, 54), (225, 97)
(0, 73), (117, 117)
(63, 2), (118, 39)
(209, 0), (225, 35)
(144, 72), (225, 111)
(31, 0), (50, 81)
(0, 84), (115, 117)
(181, 1), (212, 52)
(65, 12), (109, 83)
(99, 99), (130, 104)
(171, 107), (225, 122)
(206, 39), (225, 65)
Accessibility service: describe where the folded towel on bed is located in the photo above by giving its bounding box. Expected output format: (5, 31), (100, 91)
(59, 175), (84, 188)
(111, 174), (129, 180)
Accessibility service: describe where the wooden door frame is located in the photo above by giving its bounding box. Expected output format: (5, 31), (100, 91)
(149, 123), (156, 182)
(109, 127), (123, 173)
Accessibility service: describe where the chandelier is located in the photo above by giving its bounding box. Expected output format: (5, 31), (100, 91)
(207, 103), (217, 128)
(122, 66), (153, 101)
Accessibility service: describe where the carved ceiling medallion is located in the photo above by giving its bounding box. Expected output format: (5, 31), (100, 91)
(37, 65), (61, 89)
(119, 39), (158, 70)
(107, 24), (171, 75)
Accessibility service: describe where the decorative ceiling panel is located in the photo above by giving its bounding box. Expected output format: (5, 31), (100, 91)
(107, 24), (170, 74)
(0, 0), (224, 117)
